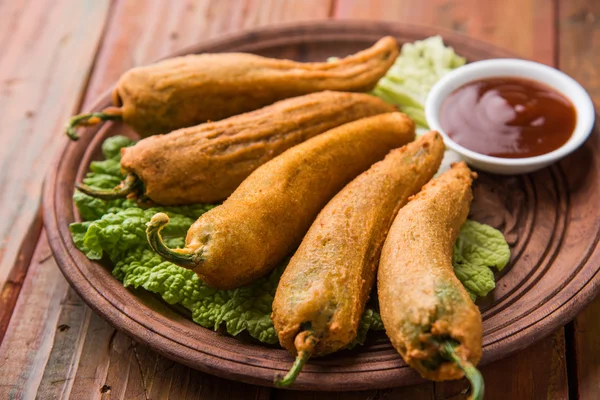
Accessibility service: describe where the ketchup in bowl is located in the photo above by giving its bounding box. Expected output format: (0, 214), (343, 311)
(439, 77), (576, 158)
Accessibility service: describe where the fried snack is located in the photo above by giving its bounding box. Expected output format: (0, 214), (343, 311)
(271, 132), (445, 387)
(66, 37), (399, 140)
(146, 113), (415, 289)
(76, 91), (395, 205)
(378, 162), (484, 399)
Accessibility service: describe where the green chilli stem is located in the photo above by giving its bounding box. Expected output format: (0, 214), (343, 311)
(76, 173), (139, 200)
(274, 349), (311, 388)
(274, 331), (317, 388)
(146, 213), (198, 267)
(440, 342), (484, 400)
(66, 107), (123, 140)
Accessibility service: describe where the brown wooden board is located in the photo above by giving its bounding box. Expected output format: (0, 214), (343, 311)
(558, 0), (600, 399)
(42, 21), (600, 391)
(334, 0), (555, 64)
(0, 0), (111, 343)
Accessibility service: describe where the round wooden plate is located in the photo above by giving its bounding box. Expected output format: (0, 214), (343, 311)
(43, 21), (600, 391)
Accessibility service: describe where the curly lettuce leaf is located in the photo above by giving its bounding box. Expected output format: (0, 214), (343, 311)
(347, 308), (384, 349)
(373, 35), (466, 127)
(453, 220), (511, 300)
(71, 206), (212, 261)
(72, 136), (135, 220)
(111, 247), (282, 343)
(102, 135), (135, 160)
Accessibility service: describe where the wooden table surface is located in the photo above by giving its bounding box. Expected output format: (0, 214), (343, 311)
(0, 0), (598, 399)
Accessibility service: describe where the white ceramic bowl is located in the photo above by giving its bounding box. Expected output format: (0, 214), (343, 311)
(425, 59), (595, 174)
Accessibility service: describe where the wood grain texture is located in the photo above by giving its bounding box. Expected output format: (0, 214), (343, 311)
(0, 0), (111, 337)
(0, 233), (71, 400)
(0, 207), (42, 342)
(558, 0), (600, 104)
(558, 1), (600, 399)
(1, 1), (334, 398)
(35, 288), (92, 399)
(273, 385), (434, 400)
(334, 0), (555, 64)
(72, 313), (271, 400)
(84, 0), (333, 105)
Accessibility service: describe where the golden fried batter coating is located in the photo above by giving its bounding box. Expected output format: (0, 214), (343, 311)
(147, 113), (415, 289)
(378, 162), (482, 381)
(120, 92), (395, 205)
(273, 132), (445, 359)
(115, 37), (399, 136)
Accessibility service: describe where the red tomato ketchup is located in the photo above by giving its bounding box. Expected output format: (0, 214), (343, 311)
(439, 77), (576, 158)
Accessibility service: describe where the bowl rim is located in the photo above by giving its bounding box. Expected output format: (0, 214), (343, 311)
(425, 58), (596, 168)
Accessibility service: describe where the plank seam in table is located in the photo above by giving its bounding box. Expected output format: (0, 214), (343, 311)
(0, 0), (598, 399)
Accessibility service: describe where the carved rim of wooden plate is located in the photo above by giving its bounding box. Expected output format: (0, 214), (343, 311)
(43, 21), (600, 391)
